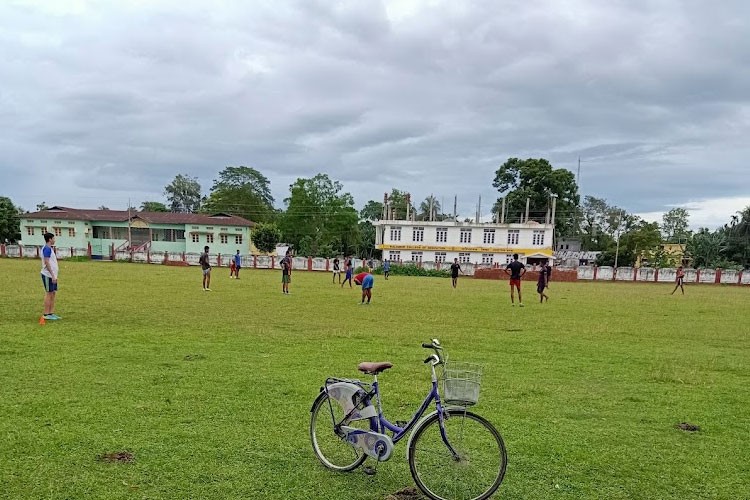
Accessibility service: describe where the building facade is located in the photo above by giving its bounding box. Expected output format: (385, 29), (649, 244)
(19, 207), (254, 257)
(374, 219), (554, 265)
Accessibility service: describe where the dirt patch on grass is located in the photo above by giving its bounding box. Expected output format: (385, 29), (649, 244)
(183, 354), (206, 361)
(98, 451), (135, 463)
(385, 487), (424, 499)
(676, 422), (700, 432)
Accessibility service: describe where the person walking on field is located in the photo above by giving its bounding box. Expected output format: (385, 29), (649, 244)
(504, 253), (526, 306)
(671, 265), (685, 295)
(450, 258), (462, 288)
(282, 250), (292, 294)
(341, 256), (353, 288)
(383, 259), (391, 280)
(354, 271), (374, 304)
(229, 256), (237, 278)
(233, 250), (242, 279)
(40, 232), (61, 320)
(536, 264), (549, 303)
(199, 246), (212, 291)
(332, 258), (341, 284)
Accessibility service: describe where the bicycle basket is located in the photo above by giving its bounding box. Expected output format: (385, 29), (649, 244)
(442, 361), (482, 406)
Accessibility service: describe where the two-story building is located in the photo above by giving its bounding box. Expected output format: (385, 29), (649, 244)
(19, 207), (254, 257)
(374, 219), (554, 266)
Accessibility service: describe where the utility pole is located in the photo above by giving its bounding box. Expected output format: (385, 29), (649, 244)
(500, 197), (506, 224)
(127, 198), (132, 250)
(577, 156), (581, 187)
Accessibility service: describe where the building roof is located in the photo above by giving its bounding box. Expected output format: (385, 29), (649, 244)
(23, 207), (254, 227)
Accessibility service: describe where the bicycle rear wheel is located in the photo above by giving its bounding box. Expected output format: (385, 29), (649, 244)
(310, 392), (376, 472)
(408, 409), (507, 500)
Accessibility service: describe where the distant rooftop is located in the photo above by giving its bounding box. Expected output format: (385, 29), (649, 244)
(23, 207), (254, 227)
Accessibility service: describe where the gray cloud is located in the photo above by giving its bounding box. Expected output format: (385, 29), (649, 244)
(1, 0), (749, 225)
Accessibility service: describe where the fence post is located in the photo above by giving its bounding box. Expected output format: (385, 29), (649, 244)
(87, 242), (92, 257)
(696, 269), (701, 283)
(593, 266), (598, 280)
(654, 268), (659, 282)
(218, 253), (222, 267)
(1, 244), (5, 257)
(633, 268), (638, 281)
(147, 251), (151, 264)
(308, 257), (313, 271)
(271, 256), (275, 269)
(739, 270), (744, 285)
(715, 268), (722, 284)
(325, 258), (330, 272)
(253, 255), (257, 268)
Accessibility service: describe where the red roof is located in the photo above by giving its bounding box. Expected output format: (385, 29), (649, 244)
(24, 207), (254, 227)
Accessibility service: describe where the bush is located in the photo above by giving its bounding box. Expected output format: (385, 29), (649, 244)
(372, 263), (450, 278)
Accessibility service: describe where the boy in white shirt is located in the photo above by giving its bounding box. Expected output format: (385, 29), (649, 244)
(41, 232), (61, 320)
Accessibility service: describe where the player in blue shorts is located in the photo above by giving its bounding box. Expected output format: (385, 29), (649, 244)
(40, 232), (61, 320)
(354, 272), (374, 304)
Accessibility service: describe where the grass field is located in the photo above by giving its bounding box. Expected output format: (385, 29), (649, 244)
(1, 258), (748, 500)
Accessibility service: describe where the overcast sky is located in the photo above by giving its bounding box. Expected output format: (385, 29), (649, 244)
(1, 0), (748, 229)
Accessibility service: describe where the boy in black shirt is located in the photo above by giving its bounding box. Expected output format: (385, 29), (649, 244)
(504, 253), (526, 306)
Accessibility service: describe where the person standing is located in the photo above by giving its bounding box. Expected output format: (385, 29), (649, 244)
(383, 259), (391, 280)
(536, 265), (549, 303)
(671, 265), (685, 295)
(40, 232), (61, 320)
(504, 253), (526, 306)
(332, 258), (341, 284)
(199, 246), (212, 291)
(450, 258), (462, 288)
(341, 256), (353, 288)
(354, 271), (374, 304)
(282, 250), (292, 294)
(233, 250), (242, 279)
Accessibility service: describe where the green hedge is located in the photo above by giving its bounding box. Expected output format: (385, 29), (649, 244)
(371, 263), (450, 278)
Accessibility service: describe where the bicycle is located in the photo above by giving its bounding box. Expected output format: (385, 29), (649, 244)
(310, 339), (507, 500)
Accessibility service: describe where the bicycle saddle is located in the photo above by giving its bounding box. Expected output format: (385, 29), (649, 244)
(358, 362), (393, 374)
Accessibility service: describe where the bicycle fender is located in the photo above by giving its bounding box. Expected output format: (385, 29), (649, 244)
(325, 381), (377, 421)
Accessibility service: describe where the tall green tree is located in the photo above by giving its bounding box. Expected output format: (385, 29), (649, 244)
(36, 202), (49, 212)
(492, 158), (579, 235)
(203, 166), (275, 223)
(279, 174), (359, 256)
(251, 223), (282, 254)
(0, 196), (22, 243)
(688, 229), (727, 268)
(418, 195), (441, 221)
(360, 200), (384, 221)
(722, 206), (750, 267)
(140, 201), (169, 212)
(661, 208), (690, 242)
(165, 174), (202, 213)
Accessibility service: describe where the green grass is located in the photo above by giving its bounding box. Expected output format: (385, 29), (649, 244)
(0, 259), (748, 499)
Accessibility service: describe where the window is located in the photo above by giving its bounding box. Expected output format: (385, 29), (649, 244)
(68, 221), (75, 225)
(68, 228), (75, 237)
(54, 228), (62, 237)
(41, 227), (47, 234)
(481, 254), (494, 265)
(235, 235), (243, 245)
(412, 227), (424, 242)
(460, 229), (472, 243)
(507, 230), (519, 245)
(192, 234), (200, 243)
(175, 230), (185, 241)
(220, 234), (228, 244)
(54, 220), (61, 224)
(92, 226), (110, 239)
(483, 229), (495, 244)
(390, 226), (401, 241)
(505, 254), (513, 264)
(436, 227), (448, 243)
(27, 227), (34, 236)
(206, 233), (214, 243)
(435, 252), (446, 263)
(389, 250), (400, 261)
(459, 253), (471, 264)
(411, 251), (423, 262)
(532, 230), (545, 245)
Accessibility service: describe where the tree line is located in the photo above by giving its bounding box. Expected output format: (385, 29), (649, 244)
(1, 158), (748, 268)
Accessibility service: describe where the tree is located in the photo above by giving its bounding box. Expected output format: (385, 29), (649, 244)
(202, 166), (275, 223)
(385, 189), (416, 220)
(578, 196), (619, 251)
(722, 206), (750, 268)
(0, 196), (22, 243)
(360, 200), (384, 221)
(688, 229), (727, 268)
(418, 195), (441, 221)
(661, 208), (690, 242)
(36, 202), (49, 212)
(140, 201), (169, 212)
(251, 223), (282, 254)
(492, 158), (579, 235)
(165, 174), (202, 213)
(279, 174), (360, 256)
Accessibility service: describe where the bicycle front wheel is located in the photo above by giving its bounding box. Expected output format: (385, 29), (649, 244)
(408, 409), (507, 500)
(310, 392), (375, 472)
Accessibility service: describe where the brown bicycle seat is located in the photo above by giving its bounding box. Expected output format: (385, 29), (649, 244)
(358, 362), (393, 374)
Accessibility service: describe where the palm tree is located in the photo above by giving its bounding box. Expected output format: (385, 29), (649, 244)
(418, 195), (441, 221)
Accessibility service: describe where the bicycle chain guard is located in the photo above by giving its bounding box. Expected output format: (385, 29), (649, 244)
(341, 427), (394, 462)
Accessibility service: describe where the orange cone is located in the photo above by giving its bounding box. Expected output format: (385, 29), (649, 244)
(39, 315), (46, 325)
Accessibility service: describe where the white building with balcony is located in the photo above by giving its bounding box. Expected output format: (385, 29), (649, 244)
(374, 220), (554, 266)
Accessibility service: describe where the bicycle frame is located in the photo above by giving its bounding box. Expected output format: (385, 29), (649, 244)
(368, 359), (460, 457)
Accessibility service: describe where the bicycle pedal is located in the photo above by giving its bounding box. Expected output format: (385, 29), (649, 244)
(363, 466), (377, 476)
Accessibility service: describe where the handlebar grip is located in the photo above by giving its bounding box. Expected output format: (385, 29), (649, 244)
(423, 356), (434, 364)
(422, 343), (434, 349)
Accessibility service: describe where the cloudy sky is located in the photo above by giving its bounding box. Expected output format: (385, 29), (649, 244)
(1, 0), (748, 228)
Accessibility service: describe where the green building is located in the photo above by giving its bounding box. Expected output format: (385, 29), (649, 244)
(19, 207), (254, 258)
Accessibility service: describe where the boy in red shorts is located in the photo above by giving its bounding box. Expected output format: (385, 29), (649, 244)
(504, 253), (526, 306)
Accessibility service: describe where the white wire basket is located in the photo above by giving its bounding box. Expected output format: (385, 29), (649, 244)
(442, 361), (482, 406)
